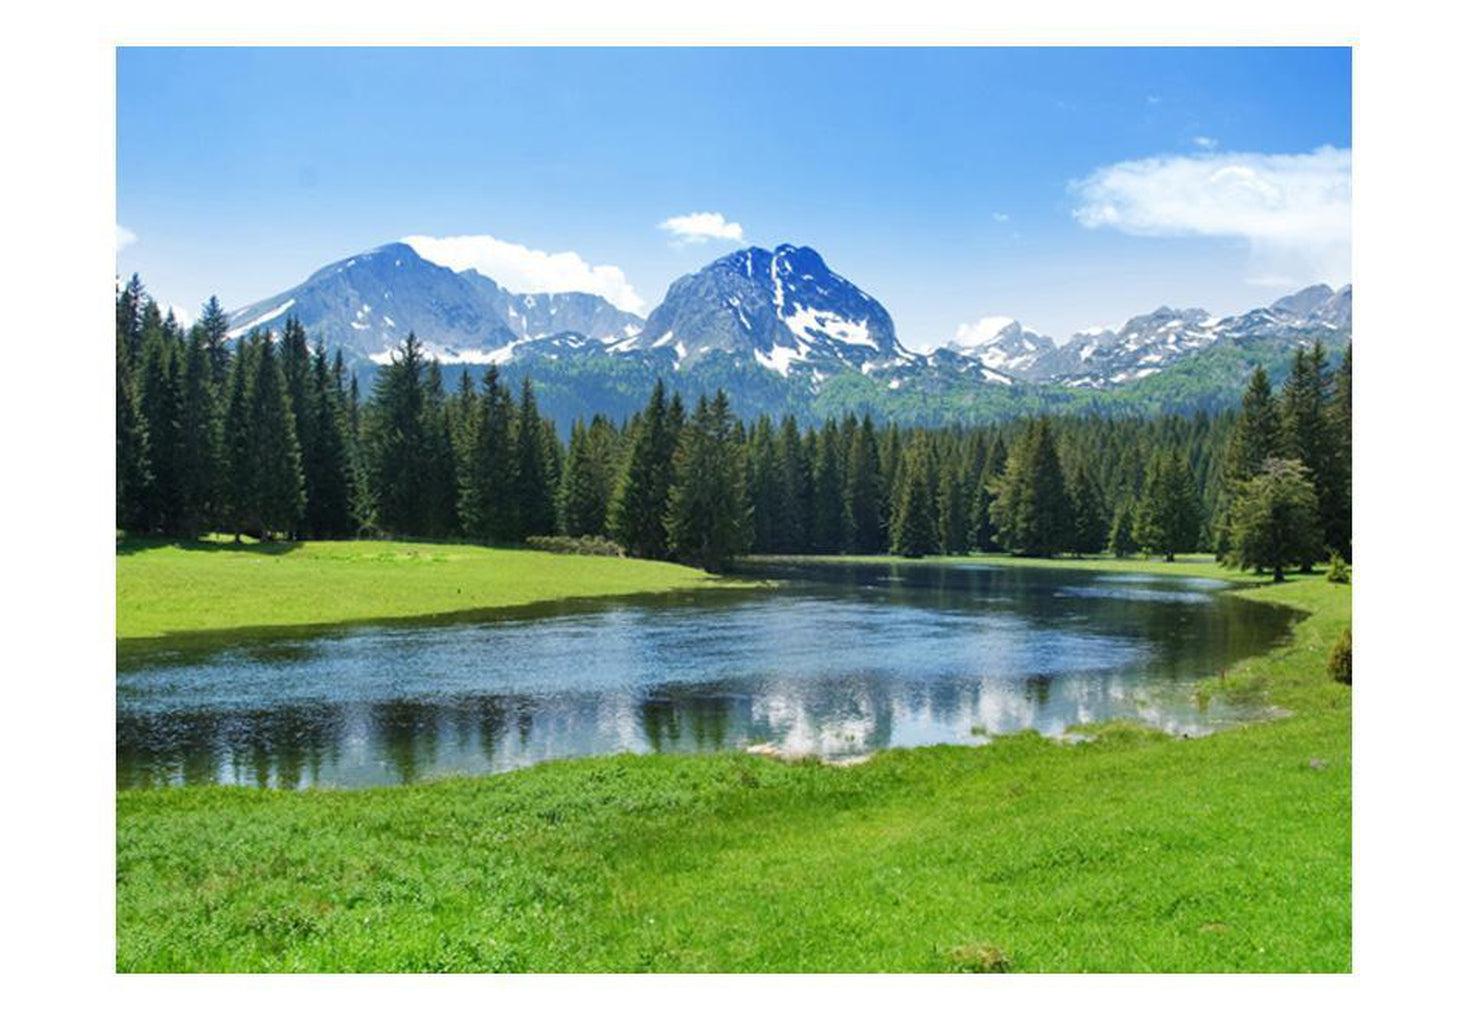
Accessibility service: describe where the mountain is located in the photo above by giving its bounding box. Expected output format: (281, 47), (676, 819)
(942, 283), (1353, 389)
(224, 239), (1350, 428)
(941, 317), (1056, 381)
(227, 242), (644, 366)
(457, 270), (644, 344)
(1040, 306), (1222, 387)
(629, 244), (918, 377)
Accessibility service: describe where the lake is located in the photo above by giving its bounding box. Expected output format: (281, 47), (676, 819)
(116, 559), (1298, 789)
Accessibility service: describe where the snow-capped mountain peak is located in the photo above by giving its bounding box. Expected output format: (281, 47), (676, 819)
(631, 243), (911, 377)
(226, 241), (644, 365)
(944, 317), (1056, 379)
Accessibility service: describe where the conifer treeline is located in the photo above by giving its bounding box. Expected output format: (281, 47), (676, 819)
(117, 277), (1351, 572)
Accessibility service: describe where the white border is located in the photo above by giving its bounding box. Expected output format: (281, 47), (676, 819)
(6, 0), (1467, 1014)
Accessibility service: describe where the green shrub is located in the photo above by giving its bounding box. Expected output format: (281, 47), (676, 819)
(1325, 552), (1351, 584)
(1328, 626), (1351, 685)
(524, 534), (625, 557)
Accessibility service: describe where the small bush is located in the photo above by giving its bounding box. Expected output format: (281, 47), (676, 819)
(1325, 552), (1351, 584)
(524, 535), (625, 557)
(945, 942), (1012, 973)
(1328, 626), (1351, 686)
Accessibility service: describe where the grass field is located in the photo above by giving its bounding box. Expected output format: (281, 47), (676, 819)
(115, 548), (1351, 972)
(117, 537), (751, 652)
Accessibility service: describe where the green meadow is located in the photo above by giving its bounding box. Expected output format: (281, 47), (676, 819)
(117, 537), (750, 651)
(116, 545), (1350, 972)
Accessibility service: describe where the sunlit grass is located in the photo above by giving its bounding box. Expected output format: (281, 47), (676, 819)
(117, 536), (751, 643)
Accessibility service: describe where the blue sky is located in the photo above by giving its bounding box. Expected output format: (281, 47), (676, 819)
(117, 47), (1351, 347)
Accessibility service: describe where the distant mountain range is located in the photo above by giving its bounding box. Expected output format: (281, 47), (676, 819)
(228, 242), (643, 364)
(227, 239), (1351, 426)
(940, 283), (1351, 388)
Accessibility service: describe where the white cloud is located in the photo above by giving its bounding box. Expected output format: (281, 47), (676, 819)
(1193, 135), (1219, 150)
(402, 233), (647, 314)
(658, 211), (744, 245)
(116, 224), (138, 251)
(1071, 146), (1351, 287)
(991, 212), (1010, 223)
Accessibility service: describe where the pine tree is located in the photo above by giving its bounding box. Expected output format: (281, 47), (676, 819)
(665, 391), (752, 570)
(1226, 366), (1282, 482)
(345, 369), (372, 532)
(421, 361), (461, 538)
(843, 414), (885, 553)
(248, 330), (305, 537)
(115, 321), (151, 533)
(176, 325), (221, 535)
(137, 323), (183, 533)
(116, 274), (146, 367)
(809, 419), (844, 553)
(511, 377), (556, 538)
(540, 413), (563, 522)
(1135, 449), (1200, 561)
(276, 319), (318, 536)
(458, 366), (516, 542)
(304, 343), (355, 537)
(745, 415), (779, 553)
(992, 419), (1070, 556)
(889, 437), (938, 557)
(609, 380), (680, 558)
(969, 435), (1006, 552)
(772, 415), (810, 553)
(196, 296), (232, 388)
(1108, 499), (1137, 557)
(559, 416), (619, 537)
(1281, 342), (1346, 569)
(936, 455), (969, 554)
(877, 423), (902, 523)
(1215, 365), (1282, 557)
(1066, 461), (1107, 555)
(221, 336), (256, 540)
(1228, 457), (1322, 581)
(364, 333), (428, 536)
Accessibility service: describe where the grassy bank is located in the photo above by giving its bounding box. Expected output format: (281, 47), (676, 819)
(117, 537), (750, 649)
(116, 553), (1350, 972)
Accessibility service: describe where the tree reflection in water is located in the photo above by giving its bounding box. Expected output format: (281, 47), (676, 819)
(117, 561), (1299, 789)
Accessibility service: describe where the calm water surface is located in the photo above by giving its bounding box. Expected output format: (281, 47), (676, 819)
(117, 560), (1298, 789)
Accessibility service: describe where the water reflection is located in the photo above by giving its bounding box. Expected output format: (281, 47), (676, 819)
(117, 561), (1298, 789)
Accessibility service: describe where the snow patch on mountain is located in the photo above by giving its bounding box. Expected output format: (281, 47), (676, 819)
(227, 298), (295, 339)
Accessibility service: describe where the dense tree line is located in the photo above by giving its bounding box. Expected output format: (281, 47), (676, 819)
(117, 277), (1350, 574)
(1216, 346), (1352, 579)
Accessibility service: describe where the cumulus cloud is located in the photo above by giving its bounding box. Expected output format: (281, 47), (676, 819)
(116, 224), (138, 251)
(403, 233), (647, 314)
(991, 212), (1010, 223)
(1193, 136), (1219, 150)
(1071, 146), (1351, 287)
(658, 211), (744, 245)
